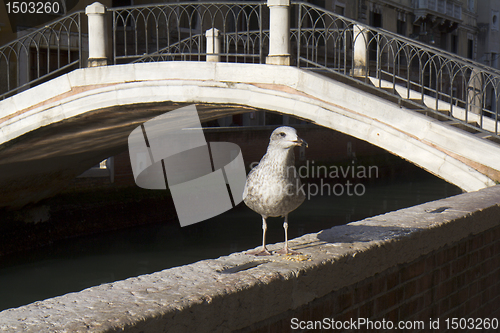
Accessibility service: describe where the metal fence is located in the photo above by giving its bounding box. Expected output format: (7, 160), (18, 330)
(109, 2), (267, 64)
(0, 12), (83, 100)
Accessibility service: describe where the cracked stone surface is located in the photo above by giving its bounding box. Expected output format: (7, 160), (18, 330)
(0, 185), (499, 332)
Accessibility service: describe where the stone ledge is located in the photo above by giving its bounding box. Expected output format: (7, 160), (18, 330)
(0, 185), (499, 332)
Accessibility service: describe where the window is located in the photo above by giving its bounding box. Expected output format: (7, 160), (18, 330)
(451, 34), (458, 54)
(114, 0), (133, 27)
(397, 19), (406, 36)
(467, 39), (474, 60)
(440, 32), (447, 50)
(492, 53), (499, 69)
(492, 11), (499, 31)
(311, 0), (326, 8)
(335, 5), (344, 16)
(368, 12), (382, 62)
(468, 0), (475, 12)
(370, 11), (382, 28)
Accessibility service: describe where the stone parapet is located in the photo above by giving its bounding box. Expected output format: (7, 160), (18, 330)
(0, 185), (499, 332)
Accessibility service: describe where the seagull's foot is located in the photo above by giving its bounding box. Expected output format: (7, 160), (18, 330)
(276, 247), (301, 255)
(246, 247), (272, 256)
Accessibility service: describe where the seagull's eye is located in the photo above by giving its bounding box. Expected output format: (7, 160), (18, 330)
(279, 132), (286, 137)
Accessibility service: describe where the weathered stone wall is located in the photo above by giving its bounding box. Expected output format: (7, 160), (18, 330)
(0, 189), (176, 256)
(245, 225), (500, 332)
(0, 185), (498, 332)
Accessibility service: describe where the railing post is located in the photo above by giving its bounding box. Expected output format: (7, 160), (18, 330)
(266, 0), (290, 66)
(467, 67), (483, 115)
(85, 2), (108, 67)
(351, 24), (368, 77)
(206, 28), (221, 63)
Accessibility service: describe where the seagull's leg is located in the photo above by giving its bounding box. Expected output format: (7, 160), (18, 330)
(277, 214), (300, 255)
(246, 216), (272, 256)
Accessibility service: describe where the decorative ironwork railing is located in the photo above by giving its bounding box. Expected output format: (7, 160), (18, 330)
(132, 30), (268, 64)
(109, 1), (499, 135)
(109, 2), (266, 64)
(292, 2), (499, 136)
(0, 12), (83, 100)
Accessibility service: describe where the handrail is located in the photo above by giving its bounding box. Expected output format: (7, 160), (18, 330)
(0, 11), (84, 100)
(291, 1), (499, 136)
(293, 1), (500, 75)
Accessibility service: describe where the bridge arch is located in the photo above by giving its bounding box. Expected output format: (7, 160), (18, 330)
(1, 61), (500, 208)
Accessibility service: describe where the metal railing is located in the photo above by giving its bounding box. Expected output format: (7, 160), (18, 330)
(0, 1), (498, 137)
(133, 30), (269, 64)
(108, 1), (499, 136)
(109, 2), (267, 64)
(0, 11), (83, 100)
(292, 2), (499, 136)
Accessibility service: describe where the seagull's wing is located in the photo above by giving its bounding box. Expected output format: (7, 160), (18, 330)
(243, 164), (258, 200)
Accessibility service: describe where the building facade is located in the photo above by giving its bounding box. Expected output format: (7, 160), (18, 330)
(477, 0), (500, 69)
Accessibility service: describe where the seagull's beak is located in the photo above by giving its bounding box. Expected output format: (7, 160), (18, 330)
(294, 137), (308, 148)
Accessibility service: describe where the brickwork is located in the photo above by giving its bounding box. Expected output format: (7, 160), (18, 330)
(245, 227), (500, 332)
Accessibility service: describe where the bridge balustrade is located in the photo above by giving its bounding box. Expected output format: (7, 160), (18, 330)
(0, 12), (83, 100)
(110, 2), (267, 65)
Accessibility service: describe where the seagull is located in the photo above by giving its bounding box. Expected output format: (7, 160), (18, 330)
(243, 126), (307, 255)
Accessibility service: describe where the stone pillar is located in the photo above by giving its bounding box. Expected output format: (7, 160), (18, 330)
(351, 24), (368, 76)
(467, 67), (483, 115)
(206, 28), (221, 62)
(86, 2), (107, 67)
(266, 0), (290, 66)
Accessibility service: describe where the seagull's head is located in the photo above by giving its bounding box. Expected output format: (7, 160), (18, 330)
(269, 126), (308, 150)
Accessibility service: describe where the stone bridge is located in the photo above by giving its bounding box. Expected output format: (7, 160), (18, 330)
(1, 1), (500, 209)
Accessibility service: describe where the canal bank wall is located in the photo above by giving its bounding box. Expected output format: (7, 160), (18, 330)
(1, 185), (498, 332)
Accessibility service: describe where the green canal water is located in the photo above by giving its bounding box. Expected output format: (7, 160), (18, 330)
(0, 170), (461, 311)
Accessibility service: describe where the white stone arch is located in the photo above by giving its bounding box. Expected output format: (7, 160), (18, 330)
(1, 61), (499, 192)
